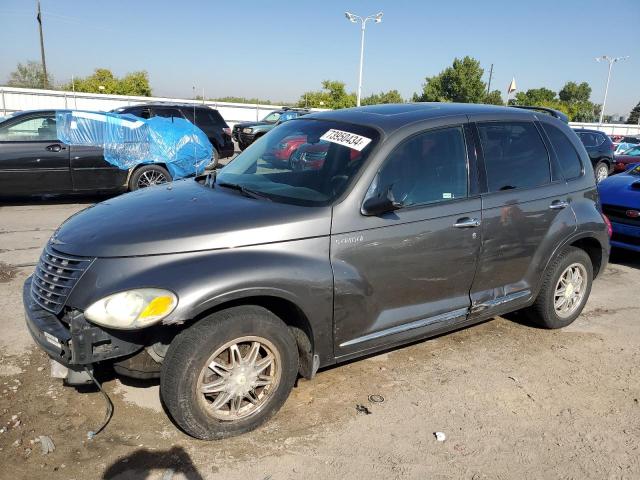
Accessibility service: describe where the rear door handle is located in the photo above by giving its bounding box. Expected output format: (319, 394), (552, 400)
(46, 144), (66, 152)
(453, 217), (481, 228)
(549, 200), (569, 210)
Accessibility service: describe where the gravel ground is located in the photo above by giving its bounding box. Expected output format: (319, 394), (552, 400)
(0, 194), (638, 480)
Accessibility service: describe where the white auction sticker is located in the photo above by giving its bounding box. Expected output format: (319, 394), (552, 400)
(43, 331), (61, 349)
(320, 129), (372, 151)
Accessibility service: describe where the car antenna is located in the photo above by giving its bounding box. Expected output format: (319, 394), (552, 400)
(193, 85), (198, 175)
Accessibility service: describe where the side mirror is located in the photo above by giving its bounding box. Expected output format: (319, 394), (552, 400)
(361, 186), (403, 216)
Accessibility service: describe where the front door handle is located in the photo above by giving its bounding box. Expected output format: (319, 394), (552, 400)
(46, 144), (66, 152)
(453, 217), (481, 228)
(549, 200), (569, 210)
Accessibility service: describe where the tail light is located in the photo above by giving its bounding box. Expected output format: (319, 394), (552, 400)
(223, 127), (231, 135)
(602, 213), (612, 238)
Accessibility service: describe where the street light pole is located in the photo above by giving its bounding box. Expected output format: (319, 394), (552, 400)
(595, 55), (629, 124)
(345, 11), (383, 107)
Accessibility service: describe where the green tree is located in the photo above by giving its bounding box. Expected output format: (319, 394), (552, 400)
(627, 101), (640, 125)
(297, 80), (356, 109)
(513, 87), (557, 106)
(484, 90), (504, 105)
(65, 68), (152, 96)
(361, 89), (404, 105)
(559, 81), (591, 103)
(7, 61), (53, 89)
(413, 56), (487, 103)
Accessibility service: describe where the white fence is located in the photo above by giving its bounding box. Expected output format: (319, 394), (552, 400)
(0, 86), (321, 128)
(3, 87), (639, 137)
(569, 122), (640, 136)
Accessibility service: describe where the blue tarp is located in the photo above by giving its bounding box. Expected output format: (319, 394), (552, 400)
(56, 110), (213, 179)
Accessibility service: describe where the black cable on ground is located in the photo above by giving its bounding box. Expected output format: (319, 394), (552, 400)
(84, 367), (114, 440)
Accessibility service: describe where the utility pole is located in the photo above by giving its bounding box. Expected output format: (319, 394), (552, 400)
(486, 64), (493, 94)
(36, 0), (49, 89)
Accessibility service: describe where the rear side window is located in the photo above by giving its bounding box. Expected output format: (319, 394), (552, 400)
(193, 109), (225, 128)
(578, 132), (602, 147)
(477, 122), (550, 192)
(371, 126), (468, 206)
(541, 124), (583, 180)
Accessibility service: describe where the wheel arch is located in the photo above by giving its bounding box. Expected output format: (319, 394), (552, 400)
(189, 293), (317, 379)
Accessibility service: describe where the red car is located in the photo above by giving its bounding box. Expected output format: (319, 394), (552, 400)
(263, 134), (307, 166)
(290, 142), (361, 171)
(614, 145), (640, 173)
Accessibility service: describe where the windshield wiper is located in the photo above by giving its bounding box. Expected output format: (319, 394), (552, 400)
(217, 181), (272, 201)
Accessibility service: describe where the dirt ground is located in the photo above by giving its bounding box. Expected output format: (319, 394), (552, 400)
(0, 196), (638, 480)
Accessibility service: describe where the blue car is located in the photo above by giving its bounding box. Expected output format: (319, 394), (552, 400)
(599, 164), (640, 252)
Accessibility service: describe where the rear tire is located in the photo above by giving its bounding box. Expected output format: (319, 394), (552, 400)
(525, 247), (593, 329)
(594, 161), (609, 183)
(129, 165), (171, 191)
(160, 306), (298, 440)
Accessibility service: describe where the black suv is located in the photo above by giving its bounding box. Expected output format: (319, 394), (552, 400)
(25, 103), (609, 440)
(573, 128), (615, 182)
(113, 104), (234, 165)
(232, 108), (309, 150)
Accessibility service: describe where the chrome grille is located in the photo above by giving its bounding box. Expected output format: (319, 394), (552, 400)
(31, 245), (92, 314)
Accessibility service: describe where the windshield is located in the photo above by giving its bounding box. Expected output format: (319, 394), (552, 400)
(629, 165), (640, 176)
(262, 112), (281, 123)
(624, 146), (640, 156)
(217, 119), (379, 206)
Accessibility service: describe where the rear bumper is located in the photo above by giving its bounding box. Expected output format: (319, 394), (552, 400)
(23, 277), (144, 366)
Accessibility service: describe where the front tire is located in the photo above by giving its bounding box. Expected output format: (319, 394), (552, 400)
(525, 247), (593, 329)
(160, 306), (298, 440)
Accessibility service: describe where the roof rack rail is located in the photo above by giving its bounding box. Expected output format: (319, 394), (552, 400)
(510, 106), (569, 123)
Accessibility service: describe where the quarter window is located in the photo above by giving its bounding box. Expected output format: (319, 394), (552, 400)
(477, 122), (550, 192)
(0, 115), (58, 142)
(541, 124), (583, 179)
(369, 127), (468, 207)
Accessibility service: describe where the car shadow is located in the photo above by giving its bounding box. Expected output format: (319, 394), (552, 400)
(0, 193), (118, 206)
(102, 446), (204, 480)
(609, 247), (640, 270)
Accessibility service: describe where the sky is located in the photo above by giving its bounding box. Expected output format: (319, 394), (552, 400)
(1, 0), (638, 117)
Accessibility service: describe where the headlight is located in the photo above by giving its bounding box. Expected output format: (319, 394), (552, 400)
(243, 128), (253, 133)
(84, 288), (177, 330)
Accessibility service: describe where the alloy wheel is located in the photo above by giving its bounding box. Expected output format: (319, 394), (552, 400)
(137, 170), (168, 188)
(554, 262), (587, 318)
(596, 165), (608, 183)
(196, 336), (281, 421)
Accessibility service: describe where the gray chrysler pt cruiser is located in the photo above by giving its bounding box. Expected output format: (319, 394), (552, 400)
(24, 103), (610, 439)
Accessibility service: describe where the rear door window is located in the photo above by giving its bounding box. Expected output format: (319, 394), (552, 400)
(477, 122), (551, 192)
(152, 108), (184, 119)
(541, 124), (583, 180)
(578, 132), (597, 147)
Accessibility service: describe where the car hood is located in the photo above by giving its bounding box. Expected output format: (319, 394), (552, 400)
(598, 172), (640, 207)
(51, 179), (331, 258)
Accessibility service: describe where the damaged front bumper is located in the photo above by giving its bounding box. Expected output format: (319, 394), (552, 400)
(23, 276), (146, 368)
